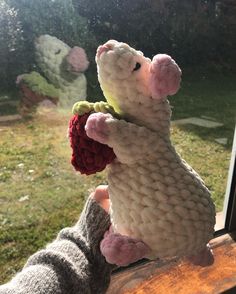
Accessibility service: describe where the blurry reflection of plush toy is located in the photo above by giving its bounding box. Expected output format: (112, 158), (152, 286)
(17, 34), (89, 113)
(35, 35), (89, 108)
(69, 40), (216, 267)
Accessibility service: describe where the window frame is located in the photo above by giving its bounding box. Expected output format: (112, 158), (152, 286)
(219, 127), (236, 235)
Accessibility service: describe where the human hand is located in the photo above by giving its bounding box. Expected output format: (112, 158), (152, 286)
(91, 185), (110, 213)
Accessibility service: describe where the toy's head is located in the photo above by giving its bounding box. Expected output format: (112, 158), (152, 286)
(35, 35), (89, 85)
(96, 40), (181, 115)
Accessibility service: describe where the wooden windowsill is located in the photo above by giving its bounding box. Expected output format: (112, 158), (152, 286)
(107, 232), (236, 294)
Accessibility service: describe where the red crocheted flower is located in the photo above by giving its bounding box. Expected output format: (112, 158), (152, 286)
(69, 113), (116, 175)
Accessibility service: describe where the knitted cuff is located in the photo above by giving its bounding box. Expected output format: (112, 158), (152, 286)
(76, 197), (111, 249)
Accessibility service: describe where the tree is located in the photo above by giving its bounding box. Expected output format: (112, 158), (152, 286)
(0, 0), (23, 90)
(214, 0), (236, 69)
(73, 0), (236, 70)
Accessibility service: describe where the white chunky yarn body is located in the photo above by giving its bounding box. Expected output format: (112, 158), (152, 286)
(106, 115), (215, 259)
(96, 40), (216, 259)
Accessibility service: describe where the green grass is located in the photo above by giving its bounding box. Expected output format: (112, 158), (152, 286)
(169, 71), (236, 147)
(0, 90), (20, 115)
(0, 113), (106, 283)
(169, 71), (235, 211)
(171, 127), (231, 211)
(0, 72), (235, 284)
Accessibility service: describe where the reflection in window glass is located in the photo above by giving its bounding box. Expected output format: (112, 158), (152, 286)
(0, 0), (235, 284)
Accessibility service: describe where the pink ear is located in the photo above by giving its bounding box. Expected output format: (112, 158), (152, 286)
(66, 46), (89, 73)
(148, 54), (182, 100)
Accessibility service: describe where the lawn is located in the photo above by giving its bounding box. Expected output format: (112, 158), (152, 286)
(0, 72), (235, 284)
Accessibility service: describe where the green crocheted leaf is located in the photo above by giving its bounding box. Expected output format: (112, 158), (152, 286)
(93, 101), (120, 117)
(72, 101), (94, 115)
(20, 71), (59, 97)
(72, 101), (120, 118)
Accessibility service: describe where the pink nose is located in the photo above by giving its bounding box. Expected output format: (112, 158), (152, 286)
(96, 44), (113, 58)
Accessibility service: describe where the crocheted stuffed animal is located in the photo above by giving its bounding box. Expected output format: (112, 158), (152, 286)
(71, 40), (216, 267)
(35, 34), (89, 108)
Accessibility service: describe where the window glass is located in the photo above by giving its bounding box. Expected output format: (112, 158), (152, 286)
(0, 0), (235, 283)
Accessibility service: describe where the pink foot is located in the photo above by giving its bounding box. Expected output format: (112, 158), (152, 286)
(85, 112), (112, 144)
(188, 244), (214, 267)
(100, 227), (150, 267)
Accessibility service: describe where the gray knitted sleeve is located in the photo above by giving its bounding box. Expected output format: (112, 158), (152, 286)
(0, 197), (113, 294)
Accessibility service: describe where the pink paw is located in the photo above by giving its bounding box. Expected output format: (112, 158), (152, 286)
(188, 244), (214, 267)
(100, 228), (150, 267)
(85, 112), (112, 144)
